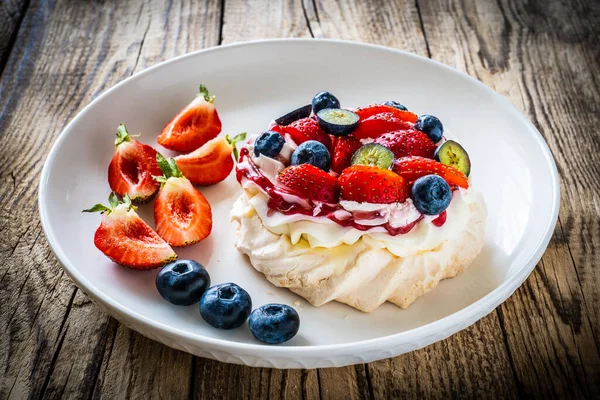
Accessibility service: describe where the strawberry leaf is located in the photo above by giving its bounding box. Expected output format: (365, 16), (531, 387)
(226, 132), (247, 162)
(156, 153), (172, 177)
(156, 153), (183, 180)
(115, 124), (132, 147)
(82, 204), (112, 214)
(198, 84), (215, 103)
(108, 191), (119, 208)
(122, 194), (136, 211)
(167, 157), (183, 178)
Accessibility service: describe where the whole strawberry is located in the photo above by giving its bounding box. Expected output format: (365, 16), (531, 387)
(83, 192), (176, 269)
(374, 129), (436, 159)
(339, 165), (408, 204)
(278, 164), (339, 203)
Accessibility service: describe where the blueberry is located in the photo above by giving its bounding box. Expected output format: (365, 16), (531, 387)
(382, 100), (408, 111)
(254, 131), (285, 158)
(415, 115), (444, 143)
(411, 175), (452, 215)
(199, 283), (252, 329)
(312, 91), (340, 114)
(156, 260), (211, 306)
(290, 140), (331, 171)
(249, 304), (300, 344)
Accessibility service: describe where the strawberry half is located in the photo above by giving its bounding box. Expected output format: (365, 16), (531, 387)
(154, 154), (212, 247)
(108, 124), (162, 203)
(157, 84), (222, 153)
(354, 104), (418, 123)
(374, 129), (436, 159)
(83, 193), (176, 269)
(339, 165), (408, 204)
(281, 117), (332, 150)
(393, 156), (469, 188)
(175, 133), (246, 185)
(331, 135), (362, 174)
(353, 112), (415, 139)
(278, 164), (340, 203)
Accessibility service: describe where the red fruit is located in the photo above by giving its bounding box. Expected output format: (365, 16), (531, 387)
(278, 164), (340, 203)
(154, 155), (213, 246)
(175, 133), (246, 185)
(353, 112), (415, 139)
(281, 117), (332, 149)
(108, 124), (162, 203)
(374, 129), (436, 159)
(331, 135), (362, 174)
(339, 165), (408, 204)
(157, 84), (222, 153)
(392, 156), (469, 188)
(354, 104), (418, 123)
(83, 193), (176, 269)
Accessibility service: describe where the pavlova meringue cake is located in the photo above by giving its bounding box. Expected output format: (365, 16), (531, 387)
(231, 93), (486, 312)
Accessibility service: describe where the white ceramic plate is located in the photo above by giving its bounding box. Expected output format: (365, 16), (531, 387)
(39, 39), (559, 368)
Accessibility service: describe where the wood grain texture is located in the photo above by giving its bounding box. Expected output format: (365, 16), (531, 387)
(0, 0), (28, 74)
(418, 0), (600, 397)
(0, 0), (598, 399)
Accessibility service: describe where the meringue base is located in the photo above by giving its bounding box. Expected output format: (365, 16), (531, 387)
(231, 195), (486, 313)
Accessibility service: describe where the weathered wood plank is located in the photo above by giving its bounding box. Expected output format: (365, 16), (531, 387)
(0, 0), (28, 74)
(308, 0), (427, 53)
(418, 0), (600, 397)
(367, 315), (519, 399)
(221, 0), (312, 41)
(193, 359), (320, 399)
(0, 0), (221, 399)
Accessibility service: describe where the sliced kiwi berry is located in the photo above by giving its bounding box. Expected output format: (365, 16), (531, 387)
(434, 140), (471, 176)
(351, 143), (395, 170)
(316, 108), (359, 136)
(274, 104), (312, 126)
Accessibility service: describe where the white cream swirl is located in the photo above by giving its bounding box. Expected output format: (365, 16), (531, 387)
(236, 136), (484, 258)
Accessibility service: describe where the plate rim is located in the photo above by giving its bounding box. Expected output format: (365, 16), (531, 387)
(38, 38), (560, 361)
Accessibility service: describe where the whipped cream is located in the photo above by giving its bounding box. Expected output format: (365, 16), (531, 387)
(236, 136), (482, 258)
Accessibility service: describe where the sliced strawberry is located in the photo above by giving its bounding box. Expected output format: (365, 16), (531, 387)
(83, 193), (176, 269)
(108, 124), (162, 203)
(175, 133), (246, 186)
(154, 154), (212, 246)
(353, 112), (415, 139)
(331, 135), (362, 174)
(157, 84), (222, 153)
(354, 104), (418, 123)
(278, 164), (339, 203)
(339, 165), (408, 204)
(392, 156), (469, 188)
(281, 117), (332, 149)
(374, 129), (436, 159)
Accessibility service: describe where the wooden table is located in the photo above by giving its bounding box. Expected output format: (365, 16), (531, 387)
(1, 0), (598, 398)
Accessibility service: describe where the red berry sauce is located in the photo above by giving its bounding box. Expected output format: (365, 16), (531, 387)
(236, 148), (444, 235)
